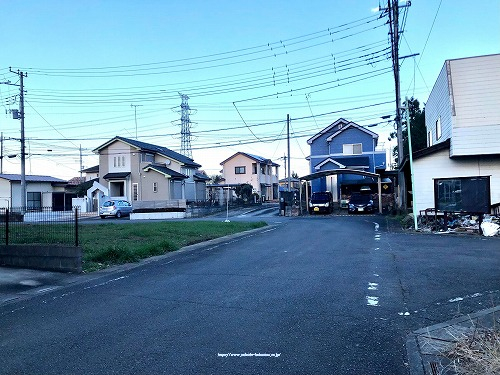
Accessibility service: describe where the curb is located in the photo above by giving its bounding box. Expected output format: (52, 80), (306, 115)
(407, 305), (500, 375)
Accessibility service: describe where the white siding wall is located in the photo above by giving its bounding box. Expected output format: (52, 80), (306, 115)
(413, 149), (500, 213)
(449, 55), (500, 156)
(0, 179), (11, 208)
(425, 63), (454, 146)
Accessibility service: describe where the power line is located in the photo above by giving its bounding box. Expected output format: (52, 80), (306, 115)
(10, 14), (383, 77)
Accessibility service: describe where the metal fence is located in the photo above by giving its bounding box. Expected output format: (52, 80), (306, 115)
(0, 207), (79, 246)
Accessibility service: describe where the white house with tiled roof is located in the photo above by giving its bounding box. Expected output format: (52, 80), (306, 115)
(220, 152), (280, 201)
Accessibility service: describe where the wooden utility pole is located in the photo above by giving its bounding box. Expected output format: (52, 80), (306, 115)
(382, 0), (411, 210)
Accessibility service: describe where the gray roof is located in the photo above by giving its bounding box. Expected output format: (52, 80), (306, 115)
(220, 152), (280, 166)
(94, 136), (201, 168)
(143, 164), (188, 180)
(102, 172), (131, 180)
(81, 165), (99, 173)
(0, 174), (67, 183)
(194, 172), (210, 181)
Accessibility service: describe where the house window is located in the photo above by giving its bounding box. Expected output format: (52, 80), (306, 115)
(260, 165), (266, 174)
(181, 168), (193, 177)
(343, 143), (362, 155)
(436, 116), (442, 140)
(235, 166), (246, 174)
(27, 192), (42, 211)
(132, 183), (138, 201)
(435, 176), (490, 213)
(153, 182), (158, 193)
(141, 153), (155, 163)
(114, 156), (125, 167)
(252, 163), (257, 174)
(428, 131), (433, 147)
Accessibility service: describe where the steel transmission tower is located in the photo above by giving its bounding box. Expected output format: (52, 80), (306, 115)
(178, 93), (194, 159)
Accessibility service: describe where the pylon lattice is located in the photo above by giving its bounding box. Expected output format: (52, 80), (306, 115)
(179, 93), (193, 159)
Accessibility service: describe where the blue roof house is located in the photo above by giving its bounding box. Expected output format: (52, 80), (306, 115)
(306, 118), (387, 201)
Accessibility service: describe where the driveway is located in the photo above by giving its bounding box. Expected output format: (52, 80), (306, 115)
(0, 216), (498, 374)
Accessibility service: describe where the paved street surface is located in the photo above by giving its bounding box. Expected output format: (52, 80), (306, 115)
(0, 214), (499, 374)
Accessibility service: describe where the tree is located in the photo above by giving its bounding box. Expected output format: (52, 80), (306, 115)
(234, 183), (254, 203)
(390, 97), (427, 166)
(209, 174), (224, 184)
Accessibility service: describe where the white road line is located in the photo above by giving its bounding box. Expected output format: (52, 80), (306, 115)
(36, 287), (58, 294)
(262, 228), (277, 233)
(83, 275), (128, 290)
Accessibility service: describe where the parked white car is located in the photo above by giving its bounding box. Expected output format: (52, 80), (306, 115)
(99, 200), (133, 219)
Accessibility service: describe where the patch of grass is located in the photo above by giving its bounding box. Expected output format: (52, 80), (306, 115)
(81, 220), (266, 272)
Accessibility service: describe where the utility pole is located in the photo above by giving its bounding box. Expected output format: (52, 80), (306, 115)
(130, 104), (142, 140)
(79, 145), (83, 181)
(405, 97), (418, 230)
(282, 154), (287, 189)
(287, 114), (291, 192)
(381, 0), (411, 210)
(0, 133), (3, 174)
(9, 68), (27, 210)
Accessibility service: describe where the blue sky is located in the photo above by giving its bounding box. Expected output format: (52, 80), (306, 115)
(1, 0), (498, 179)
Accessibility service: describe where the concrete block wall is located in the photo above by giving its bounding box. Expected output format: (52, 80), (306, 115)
(0, 245), (82, 273)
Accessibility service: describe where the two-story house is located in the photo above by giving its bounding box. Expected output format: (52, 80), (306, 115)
(90, 136), (209, 209)
(220, 152), (280, 201)
(408, 54), (500, 214)
(306, 118), (387, 202)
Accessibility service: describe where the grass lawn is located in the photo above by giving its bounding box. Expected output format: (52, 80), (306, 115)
(80, 220), (267, 272)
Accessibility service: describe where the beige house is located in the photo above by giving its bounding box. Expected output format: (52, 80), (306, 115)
(89, 136), (209, 210)
(220, 152), (279, 201)
(0, 174), (68, 210)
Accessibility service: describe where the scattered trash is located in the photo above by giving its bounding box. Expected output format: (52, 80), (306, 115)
(481, 222), (500, 237)
(406, 210), (500, 236)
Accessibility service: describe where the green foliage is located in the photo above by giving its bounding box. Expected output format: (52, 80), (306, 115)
(80, 220), (267, 271)
(210, 174), (224, 184)
(234, 183), (254, 202)
(390, 97), (427, 165)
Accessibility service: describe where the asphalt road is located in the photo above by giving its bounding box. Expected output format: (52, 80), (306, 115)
(0, 215), (499, 374)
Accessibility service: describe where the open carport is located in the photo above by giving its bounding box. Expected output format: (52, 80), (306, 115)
(299, 169), (383, 214)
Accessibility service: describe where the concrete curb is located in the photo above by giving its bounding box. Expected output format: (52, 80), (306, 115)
(407, 305), (500, 375)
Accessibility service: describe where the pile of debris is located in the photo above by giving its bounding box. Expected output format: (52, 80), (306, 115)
(480, 216), (500, 237)
(404, 213), (500, 236)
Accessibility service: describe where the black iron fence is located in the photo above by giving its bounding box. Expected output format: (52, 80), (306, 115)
(0, 207), (79, 246)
